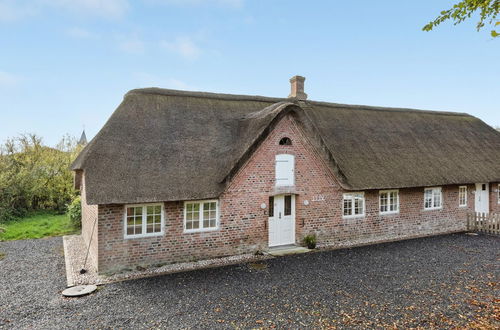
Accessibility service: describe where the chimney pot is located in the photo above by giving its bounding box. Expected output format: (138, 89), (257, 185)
(288, 75), (307, 100)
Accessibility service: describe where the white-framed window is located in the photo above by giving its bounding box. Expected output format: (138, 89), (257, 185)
(424, 187), (442, 210)
(343, 193), (365, 218)
(124, 204), (164, 239)
(379, 190), (399, 214)
(184, 200), (219, 233)
(458, 186), (467, 207)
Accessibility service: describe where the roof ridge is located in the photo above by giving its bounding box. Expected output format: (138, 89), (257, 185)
(127, 87), (471, 117)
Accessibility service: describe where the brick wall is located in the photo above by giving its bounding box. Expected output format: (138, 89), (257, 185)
(95, 114), (474, 273)
(80, 173), (98, 271)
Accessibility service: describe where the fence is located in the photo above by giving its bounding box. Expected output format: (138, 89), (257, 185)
(467, 212), (500, 235)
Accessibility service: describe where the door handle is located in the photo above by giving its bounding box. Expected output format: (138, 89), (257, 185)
(279, 212), (281, 219)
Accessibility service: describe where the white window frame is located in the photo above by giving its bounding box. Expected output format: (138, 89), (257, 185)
(424, 187), (442, 210)
(498, 184), (500, 204)
(183, 200), (220, 233)
(458, 186), (467, 207)
(379, 190), (399, 215)
(123, 203), (165, 239)
(342, 192), (365, 218)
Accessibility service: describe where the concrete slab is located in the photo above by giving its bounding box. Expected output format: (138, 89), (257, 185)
(266, 245), (311, 257)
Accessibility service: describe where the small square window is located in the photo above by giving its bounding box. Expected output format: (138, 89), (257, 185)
(343, 193), (365, 218)
(379, 190), (399, 214)
(184, 200), (219, 232)
(124, 204), (164, 238)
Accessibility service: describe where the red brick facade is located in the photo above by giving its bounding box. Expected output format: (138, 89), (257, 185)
(81, 115), (498, 274)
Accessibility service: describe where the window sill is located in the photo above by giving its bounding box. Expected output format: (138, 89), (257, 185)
(380, 211), (399, 216)
(459, 205), (467, 208)
(343, 214), (365, 219)
(124, 232), (164, 240)
(184, 227), (219, 234)
(424, 207), (442, 211)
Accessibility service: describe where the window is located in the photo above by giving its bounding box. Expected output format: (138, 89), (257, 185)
(343, 193), (365, 218)
(184, 200), (219, 232)
(269, 196), (274, 217)
(459, 186), (467, 207)
(279, 137), (292, 145)
(424, 187), (442, 210)
(124, 204), (164, 238)
(284, 195), (292, 216)
(379, 190), (399, 214)
(275, 154), (295, 187)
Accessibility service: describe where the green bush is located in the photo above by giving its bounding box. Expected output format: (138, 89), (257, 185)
(303, 233), (317, 249)
(67, 196), (81, 228)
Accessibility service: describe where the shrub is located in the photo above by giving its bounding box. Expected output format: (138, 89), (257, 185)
(67, 196), (82, 228)
(303, 233), (317, 249)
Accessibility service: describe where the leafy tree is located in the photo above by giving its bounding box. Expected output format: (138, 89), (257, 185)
(423, 0), (500, 37)
(0, 134), (83, 222)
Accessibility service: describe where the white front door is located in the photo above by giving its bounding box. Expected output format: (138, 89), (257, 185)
(268, 194), (295, 247)
(475, 183), (489, 214)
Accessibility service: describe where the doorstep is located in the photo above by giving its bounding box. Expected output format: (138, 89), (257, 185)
(265, 244), (311, 257)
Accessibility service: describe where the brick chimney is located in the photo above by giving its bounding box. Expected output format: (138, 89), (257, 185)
(288, 75), (307, 100)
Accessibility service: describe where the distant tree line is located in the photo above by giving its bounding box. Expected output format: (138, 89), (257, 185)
(0, 134), (82, 222)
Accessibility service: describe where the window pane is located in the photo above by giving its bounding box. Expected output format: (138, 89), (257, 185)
(135, 225), (142, 235)
(343, 197), (352, 216)
(147, 224), (154, 233)
(269, 197), (274, 217)
(284, 195), (292, 216)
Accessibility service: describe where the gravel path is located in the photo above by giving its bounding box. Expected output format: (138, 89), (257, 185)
(0, 234), (498, 329)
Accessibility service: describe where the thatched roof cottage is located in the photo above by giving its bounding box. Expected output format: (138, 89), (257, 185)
(72, 76), (500, 274)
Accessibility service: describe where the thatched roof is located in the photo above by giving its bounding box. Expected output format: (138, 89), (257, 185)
(72, 88), (500, 205)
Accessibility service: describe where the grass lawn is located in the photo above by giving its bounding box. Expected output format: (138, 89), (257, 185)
(0, 212), (79, 241)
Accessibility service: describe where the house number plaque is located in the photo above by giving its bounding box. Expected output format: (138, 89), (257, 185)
(312, 195), (325, 202)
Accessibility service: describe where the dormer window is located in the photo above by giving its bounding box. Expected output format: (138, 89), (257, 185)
(279, 137), (292, 145)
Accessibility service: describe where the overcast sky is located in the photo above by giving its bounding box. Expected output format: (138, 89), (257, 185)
(1, 0), (499, 146)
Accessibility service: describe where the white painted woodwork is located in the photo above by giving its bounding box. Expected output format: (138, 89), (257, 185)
(268, 195), (295, 247)
(475, 183), (489, 214)
(275, 154), (294, 187)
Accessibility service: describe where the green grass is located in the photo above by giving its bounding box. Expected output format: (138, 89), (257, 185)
(0, 211), (79, 241)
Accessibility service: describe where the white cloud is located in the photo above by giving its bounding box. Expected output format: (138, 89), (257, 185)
(160, 37), (200, 59)
(0, 1), (37, 22)
(118, 34), (145, 54)
(134, 72), (192, 90)
(45, 0), (129, 18)
(0, 71), (22, 87)
(66, 27), (96, 39)
(0, 0), (129, 22)
(145, 0), (243, 8)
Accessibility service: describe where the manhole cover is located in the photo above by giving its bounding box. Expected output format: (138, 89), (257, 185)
(62, 285), (97, 297)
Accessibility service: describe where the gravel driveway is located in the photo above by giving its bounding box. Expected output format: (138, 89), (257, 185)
(0, 234), (498, 329)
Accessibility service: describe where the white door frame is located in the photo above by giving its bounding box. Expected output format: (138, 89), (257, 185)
(268, 194), (295, 247)
(474, 183), (489, 214)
